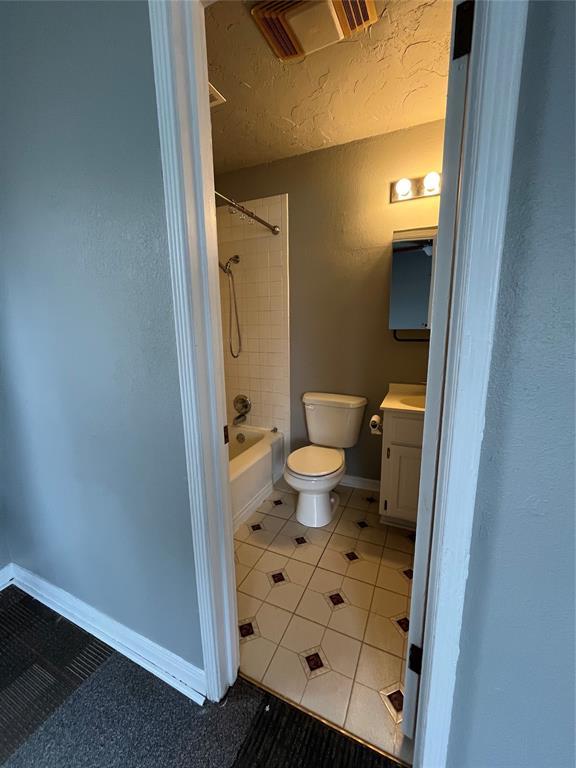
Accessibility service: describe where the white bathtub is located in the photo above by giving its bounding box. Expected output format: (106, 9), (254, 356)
(228, 426), (284, 529)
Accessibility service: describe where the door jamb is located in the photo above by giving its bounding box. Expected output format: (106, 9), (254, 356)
(147, 0), (529, 762)
(414, 2), (528, 764)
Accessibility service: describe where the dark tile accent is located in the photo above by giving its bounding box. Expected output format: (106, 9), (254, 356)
(396, 617), (410, 633)
(387, 689), (404, 713)
(345, 551), (359, 561)
(273, 499), (283, 506)
(294, 536), (307, 546)
(238, 622), (255, 639)
(271, 572), (285, 584)
(403, 568), (413, 580)
(328, 593), (345, 607)
(356, 520), (369, 529)
(305, 653), (323, 672)
(250, 523), (263, 532)
(366, 496), (378, 505)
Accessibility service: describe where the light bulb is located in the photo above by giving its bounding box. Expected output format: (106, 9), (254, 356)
(424, 171), (441, 194)
(395, 178), (412, 198)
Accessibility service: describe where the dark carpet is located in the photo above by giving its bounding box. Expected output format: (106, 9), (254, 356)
(0, 585), (400, 768)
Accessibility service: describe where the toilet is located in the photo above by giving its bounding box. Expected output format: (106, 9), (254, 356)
(284, 392), (367, 527)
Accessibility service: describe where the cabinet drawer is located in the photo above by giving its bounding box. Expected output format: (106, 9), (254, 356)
(387, 414), (424, 446)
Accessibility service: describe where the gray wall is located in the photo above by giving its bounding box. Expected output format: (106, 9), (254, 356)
(0, 1), (203, 667)
(448, 3), (575, 767)
(217, 121), (444, 479)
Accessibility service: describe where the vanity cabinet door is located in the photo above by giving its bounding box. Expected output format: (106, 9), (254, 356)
(386, 444), (422, 524)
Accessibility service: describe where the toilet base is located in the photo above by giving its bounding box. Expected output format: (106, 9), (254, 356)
(296, 491), (340, 528)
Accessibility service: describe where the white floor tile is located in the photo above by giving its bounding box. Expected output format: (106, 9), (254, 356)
(308, 568), (343, 594)
(281, 615), (325, 653)
(301, 670), (353, 727)
(295, 588), (332, 626)
(327, 604), (368, 641)
(345, 559), (379, 585)
(386, 527), (415, 554)
(238, 568), (271, 601)
(235, 542), (265, 568)
(236, 592), (263, 621)
(341, 577), (374, 610)
(355, 644), (403, 691)
(380, 547), (413, 569)
(235, 563), (251, 586)
(345, 682), (396, 755)
(256, 602), (292, 643)
(347, 488), (380, 513)
(321, 628), (361, 678)
(317, 547), (348, 575)
(356, 540), (384, 563)
(371, 587), (409, 618)
(364, 613), (406, 658)
(376, 564), (412, 596)
(239, 636), (277, 681)
(263, 646), (308, 703)
(253, 550), (288, 574)
(265, 580), (305, 612)
(285, 559), (314, 587)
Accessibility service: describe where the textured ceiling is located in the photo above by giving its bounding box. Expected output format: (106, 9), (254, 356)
(205, 0), (452, 174)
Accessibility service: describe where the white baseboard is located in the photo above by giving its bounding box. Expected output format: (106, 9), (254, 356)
(233, 480), (273, 531)
(0, 563), (14, 590)
(341, 474), (380, 492)
(7, 564), (206, 705)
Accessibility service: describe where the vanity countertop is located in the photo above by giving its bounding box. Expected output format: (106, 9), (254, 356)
(380, 383), (426, 413)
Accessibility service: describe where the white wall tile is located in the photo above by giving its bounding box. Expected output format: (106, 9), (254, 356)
(217, 194), (290, 457)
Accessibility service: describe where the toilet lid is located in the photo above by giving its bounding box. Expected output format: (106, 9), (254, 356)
(287, 446), (343, 477)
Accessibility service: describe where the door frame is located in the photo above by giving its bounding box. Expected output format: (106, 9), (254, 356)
(147, 0), (528, 762)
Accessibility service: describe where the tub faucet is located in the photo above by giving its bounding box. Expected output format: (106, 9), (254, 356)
(233, 413), (246, 426)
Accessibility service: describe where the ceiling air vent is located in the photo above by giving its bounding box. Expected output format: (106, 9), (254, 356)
(208, 82), (226, 108)
(251, 0), (378, 62)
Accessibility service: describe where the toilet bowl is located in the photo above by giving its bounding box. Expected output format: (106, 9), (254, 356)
(284, 446), (346, 527)
(284, 392), (367, 527)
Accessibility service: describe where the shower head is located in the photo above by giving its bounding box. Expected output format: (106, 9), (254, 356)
(219, 255), (240, 274)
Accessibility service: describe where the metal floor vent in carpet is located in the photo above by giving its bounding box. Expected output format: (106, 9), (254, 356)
(233, 688), (400, 768)
(0, 585), (112, 763)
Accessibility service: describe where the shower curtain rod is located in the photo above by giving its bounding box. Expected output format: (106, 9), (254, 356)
(215, 191), (280, 236)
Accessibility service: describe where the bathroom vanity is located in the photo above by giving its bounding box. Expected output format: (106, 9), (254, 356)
(378, 384), (426, 528)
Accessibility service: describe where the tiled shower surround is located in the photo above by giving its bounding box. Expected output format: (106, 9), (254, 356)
(217, 194), (290, 454)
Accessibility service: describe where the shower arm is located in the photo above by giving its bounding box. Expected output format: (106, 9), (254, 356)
(215, 191), (280, 236)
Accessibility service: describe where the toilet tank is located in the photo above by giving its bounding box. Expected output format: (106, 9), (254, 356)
(303, 392), (368, 448)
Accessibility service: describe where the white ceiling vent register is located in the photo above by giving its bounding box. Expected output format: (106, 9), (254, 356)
(208, 82), (226, 108)
(251, 0), (378, 62)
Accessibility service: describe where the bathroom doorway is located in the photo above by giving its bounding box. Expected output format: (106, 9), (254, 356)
(148, 3), (532, 761)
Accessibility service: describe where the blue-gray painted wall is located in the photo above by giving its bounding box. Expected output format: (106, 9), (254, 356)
(447, 3), (575, 766)
(0, 1), (203, 667)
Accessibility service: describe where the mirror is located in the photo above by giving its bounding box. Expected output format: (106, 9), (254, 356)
(389, 230), (436, 330)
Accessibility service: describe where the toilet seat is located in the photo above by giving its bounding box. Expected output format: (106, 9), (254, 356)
(287, 446), (344, 478)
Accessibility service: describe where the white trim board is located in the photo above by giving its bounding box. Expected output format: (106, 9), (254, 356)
(0, 563), (14, 591)
(340, 475), (380, 492)
(7, 565), (206, 705)
(148, 0), (239, 702)
(414, 2), (529, 766)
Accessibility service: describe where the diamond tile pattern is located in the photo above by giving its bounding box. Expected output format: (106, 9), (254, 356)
(234, 485), (414, 759)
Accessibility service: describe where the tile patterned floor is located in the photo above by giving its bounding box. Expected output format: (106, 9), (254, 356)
(234, 483), (415, 764)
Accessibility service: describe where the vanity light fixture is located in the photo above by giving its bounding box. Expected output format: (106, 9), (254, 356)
(390, 171), (442, 203)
